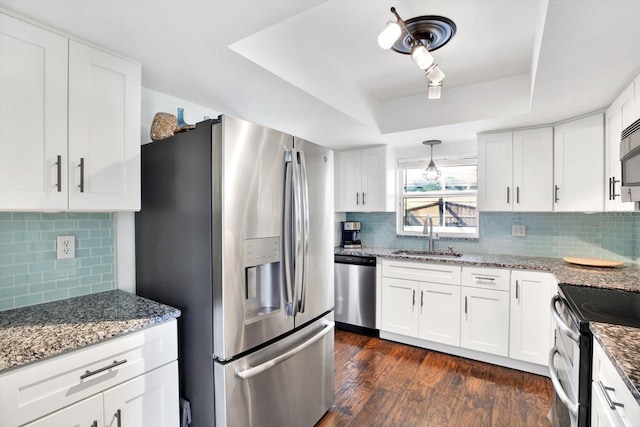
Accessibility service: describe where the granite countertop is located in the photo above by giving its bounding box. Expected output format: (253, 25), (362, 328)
(0, 290), (181, 372)
(335, 247), (640, 293)
(591, 322), (640, 405)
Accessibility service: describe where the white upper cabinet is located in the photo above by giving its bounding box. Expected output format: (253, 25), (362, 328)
(553, 113), (604, 212)
(68, 40), (141, 211)
(478, 128), (552, 212)
(478, 132), (513, 211)
(0, 12), (141, 211)
(0, 13), (68, 210)
(336, 146), (386, 212)
(605, 78), (638, 211)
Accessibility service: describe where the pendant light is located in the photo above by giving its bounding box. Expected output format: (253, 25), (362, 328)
(422, 140), (442, 180)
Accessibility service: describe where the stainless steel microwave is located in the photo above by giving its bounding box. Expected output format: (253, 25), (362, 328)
(620, 117), (640, 207)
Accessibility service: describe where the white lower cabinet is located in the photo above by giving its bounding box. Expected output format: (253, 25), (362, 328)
(381, 277), (419, 337)
(0, 320), (178, 427)
(591, 340), (640, 427)
(381, 260), (461, 346)
(380, 259), (557, 373)
(460, 286), (510, 357)
(418, 282), (461, 346)
(509, 271), (554, 365)
(24, 394), (104, 427)
(103, 362), (179, 427)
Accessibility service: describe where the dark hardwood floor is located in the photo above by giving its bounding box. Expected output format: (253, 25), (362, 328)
(316, 329), (553, 427)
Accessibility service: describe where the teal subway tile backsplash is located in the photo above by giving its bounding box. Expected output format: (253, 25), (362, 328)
(346, 212), (640, 263)
(0, 213), (115, 311)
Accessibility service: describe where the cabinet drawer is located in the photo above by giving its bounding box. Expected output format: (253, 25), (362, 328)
(462, 266), (510, 291)
(382, 259), (461, 285)
(0, 320), (177, 427)
(592, 341), (640, 426)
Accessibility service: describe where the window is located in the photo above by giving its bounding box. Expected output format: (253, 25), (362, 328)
(397, 157), (478, 238)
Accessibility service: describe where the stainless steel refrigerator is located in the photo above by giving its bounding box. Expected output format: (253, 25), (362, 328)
(135, 115), (335, 427)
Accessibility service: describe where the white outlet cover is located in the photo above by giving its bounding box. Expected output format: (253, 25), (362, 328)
(511, 225), (526, 237)
(56, 235), (76, 259)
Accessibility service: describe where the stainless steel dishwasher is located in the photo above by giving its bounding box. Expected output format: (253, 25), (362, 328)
(334, 254), (377, 334)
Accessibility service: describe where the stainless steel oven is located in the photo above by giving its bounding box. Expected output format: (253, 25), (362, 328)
(549, 284), (640, 427)
(550, 291), (591, 427)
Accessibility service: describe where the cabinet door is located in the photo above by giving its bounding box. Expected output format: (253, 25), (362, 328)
(418, 282), (461, 346)
(24, 394), (103, 427)
(509, 271), (553, 365)
(513, 128), (553, 211)
(478, 132), (513, 211)
(0, 13), (68, 210)
(461, 287), (509, 357)
(68, 40), (141, 211)
(381, 277), (418, 337)
(605, 85), (635, 212)
(360, 146), (386, 211)
(103, 361), (179, 427)
(553, 113), (604, 212)
(336, 149), (362, 211)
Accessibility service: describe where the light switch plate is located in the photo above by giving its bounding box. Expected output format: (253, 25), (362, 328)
(56, 235), (75, 259)
(512, 225), (526, 237)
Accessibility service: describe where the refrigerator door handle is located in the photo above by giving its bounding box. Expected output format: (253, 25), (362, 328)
(297, 150), (309, 313)
(287, 148), (303, 317)
(235, 320), (335, 380)
(283, 149), (295, 316)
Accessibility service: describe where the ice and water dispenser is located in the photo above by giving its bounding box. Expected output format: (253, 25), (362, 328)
(243, 237), (281, 323)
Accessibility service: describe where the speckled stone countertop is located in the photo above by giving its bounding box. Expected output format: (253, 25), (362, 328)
(0, 290), (181, 372)
(335, 247), (640, 292)
(591, 323), (640, 405)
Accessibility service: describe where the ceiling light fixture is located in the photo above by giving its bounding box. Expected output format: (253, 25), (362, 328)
(378, 7), (456, 99)
(422, 140), (442, 180)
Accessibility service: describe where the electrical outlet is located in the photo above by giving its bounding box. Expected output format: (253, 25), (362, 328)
(512, 225), (526, 237)
(56, 235), (75, 259)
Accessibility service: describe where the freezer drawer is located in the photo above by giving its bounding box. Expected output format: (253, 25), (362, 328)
(214, 313), (335, 427)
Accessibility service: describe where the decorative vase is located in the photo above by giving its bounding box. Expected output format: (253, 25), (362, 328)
(176, 108), (195, 130)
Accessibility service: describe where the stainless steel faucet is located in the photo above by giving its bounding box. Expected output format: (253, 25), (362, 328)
(422, 214), (438, 252)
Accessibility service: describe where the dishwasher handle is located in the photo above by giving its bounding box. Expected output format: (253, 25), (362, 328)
(334, 255), (376, 266)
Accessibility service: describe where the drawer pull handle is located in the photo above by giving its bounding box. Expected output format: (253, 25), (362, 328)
(475, 276), (496, 283)
(80, 359), (127, 380)
(115, 408), (122, 427)
(598, 380), (624, 410)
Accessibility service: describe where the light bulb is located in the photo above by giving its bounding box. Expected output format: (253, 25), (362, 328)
(378, 20), (401, 49)
(411, 43), (434, 70)
(426, 64), (445, 83)
(428, 82), (442, 99)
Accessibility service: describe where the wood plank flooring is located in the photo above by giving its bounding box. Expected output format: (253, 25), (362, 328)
(316, 329), (553, 427)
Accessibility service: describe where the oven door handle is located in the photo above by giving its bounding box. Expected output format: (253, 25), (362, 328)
(550, 295), (580, 343)
(549, 348), (579, 417)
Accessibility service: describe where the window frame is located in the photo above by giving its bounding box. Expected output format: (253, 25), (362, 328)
(396, 155), (479, 239)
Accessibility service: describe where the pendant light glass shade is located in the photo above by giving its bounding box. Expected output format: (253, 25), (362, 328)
(410, 43), (434, 70)
(426, 64), (445, 83)
(378, 20), (402, 49)
(423, 159), (441, 180)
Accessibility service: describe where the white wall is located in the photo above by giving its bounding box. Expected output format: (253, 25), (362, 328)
(116, 88), (220, 294)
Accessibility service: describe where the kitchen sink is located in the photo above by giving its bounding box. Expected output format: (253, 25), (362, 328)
(391, 249), (463, 258)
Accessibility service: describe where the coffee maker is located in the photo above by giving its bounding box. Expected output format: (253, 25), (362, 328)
(340, 221), (362, 249)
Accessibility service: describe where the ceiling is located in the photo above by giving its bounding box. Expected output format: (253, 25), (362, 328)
(1, 0), (640, 149)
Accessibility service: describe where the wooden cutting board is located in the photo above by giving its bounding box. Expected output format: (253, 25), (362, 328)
(562, 256), (623, 267)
